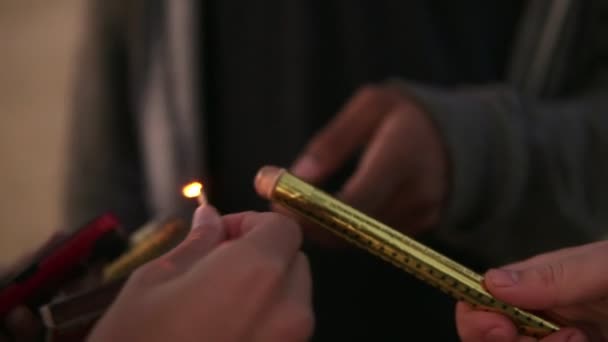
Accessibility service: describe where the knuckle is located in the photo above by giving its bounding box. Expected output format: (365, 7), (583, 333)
(259, 212), (303, 243)
(238, 242), (285, 285)
(534, 263), (566, 296)
(128, 257), (180, 288)
(254, 257), (285, 283)
(274, 214), (303, 240)
(260, 211), (289, 225)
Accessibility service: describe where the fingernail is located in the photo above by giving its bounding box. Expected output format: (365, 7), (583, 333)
(486, 269), (519, 287)
(291, 156), (318, 180)
(192, 205), (221, 230)
(484, 328), (510, 342)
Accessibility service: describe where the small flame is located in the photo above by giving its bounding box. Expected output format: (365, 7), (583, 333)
(182, 181), (203, 199)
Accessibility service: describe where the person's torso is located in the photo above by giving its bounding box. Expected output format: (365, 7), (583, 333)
(201, 0), (524, 213)
(197, 2), (524, 341)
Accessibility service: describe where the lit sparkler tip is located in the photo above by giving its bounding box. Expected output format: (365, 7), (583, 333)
(182, 181), (207, 206)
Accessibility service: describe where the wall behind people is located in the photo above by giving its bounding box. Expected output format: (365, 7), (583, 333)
(0, 0), (83, 265)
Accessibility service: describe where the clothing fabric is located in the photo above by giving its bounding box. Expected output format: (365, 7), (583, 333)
(65, 0), (608, 339)
(202, 1), (522, 215)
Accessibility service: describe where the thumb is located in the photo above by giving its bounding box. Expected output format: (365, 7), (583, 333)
(483, 246), (608, 310)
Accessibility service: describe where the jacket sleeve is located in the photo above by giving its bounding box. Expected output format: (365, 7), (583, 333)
(403, 82), (608, 265)
(396, 1), (608, 265)
(64, 0), (148, 230)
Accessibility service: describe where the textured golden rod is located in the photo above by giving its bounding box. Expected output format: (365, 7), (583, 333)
(103, 219), (188, 282)
(254, 166), (560, 338)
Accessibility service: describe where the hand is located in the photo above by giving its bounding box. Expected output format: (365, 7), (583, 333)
(291, 83), (448, 242)
(455, 240), (608, 342)
(89, 208), (313, 342)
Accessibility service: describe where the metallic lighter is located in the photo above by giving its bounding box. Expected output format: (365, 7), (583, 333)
(254, 166), (560, 338)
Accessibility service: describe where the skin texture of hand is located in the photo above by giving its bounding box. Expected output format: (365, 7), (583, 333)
(88, 208), (313, 342)
(290, 83), (449, 243)
(456, 240), (608, 342)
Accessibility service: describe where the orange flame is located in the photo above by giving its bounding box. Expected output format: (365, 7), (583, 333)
(182, 181), (203, 199)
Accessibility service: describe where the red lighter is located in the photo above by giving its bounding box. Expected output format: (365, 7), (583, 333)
(0, 213), (125, 317)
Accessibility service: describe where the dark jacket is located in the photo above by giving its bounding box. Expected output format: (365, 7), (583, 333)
(66, 1), (608, 340)
(67, 0), (608, 262)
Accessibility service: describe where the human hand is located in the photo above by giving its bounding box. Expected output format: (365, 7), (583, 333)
(88, 208), (313, 342)
(291, 82), (448, 243)
(455, 240), (608, 342)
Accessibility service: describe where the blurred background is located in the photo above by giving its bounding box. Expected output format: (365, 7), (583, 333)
(0, 0), (83, 265)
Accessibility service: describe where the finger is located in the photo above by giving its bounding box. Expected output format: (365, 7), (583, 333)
(338, 111), (410, 214)
(455, 302), (519, 342)
(218, 211), (303, 268)
(255, 253), (315, 342)
(540, 328), (588, 342)
(159, 205), (226, 273)
(484, 244), (608, 309)
(291, 85), (396, 183)
(221, 211), (257, 239)
(377, 182), (441, 235)
(236, 213), (303, 263)
(282, 253), (313, 306)
(226, 210), (335, 249)
(502, 240), (608, 271)
(183, 214), (304, 336)
(269, 202), (348, 248)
